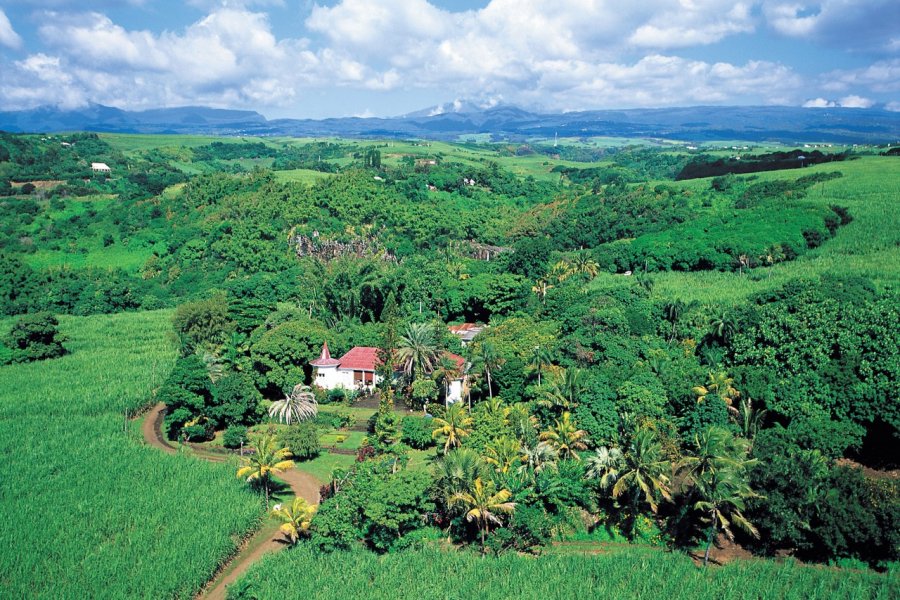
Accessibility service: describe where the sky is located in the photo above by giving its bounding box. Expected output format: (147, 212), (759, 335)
(0, 0), (897, 118)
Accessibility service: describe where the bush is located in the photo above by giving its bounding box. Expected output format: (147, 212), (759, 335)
(4, 311), (67, 363)
(280, 421), (320, 460)
(222, 425), (248, 449)
(181, 422), (212, 442)
(401, 416), (435, 449)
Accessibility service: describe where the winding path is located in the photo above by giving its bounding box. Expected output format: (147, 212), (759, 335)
(140, 403), (320, 600)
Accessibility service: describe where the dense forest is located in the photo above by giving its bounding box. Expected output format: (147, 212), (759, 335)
(1, 132), (898, 598)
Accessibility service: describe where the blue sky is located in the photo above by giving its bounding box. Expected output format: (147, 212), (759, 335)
(0, 1), (897, 118)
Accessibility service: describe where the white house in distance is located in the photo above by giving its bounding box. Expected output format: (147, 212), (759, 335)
(310, 342), (467, 403)
(91, 162), (111, 174)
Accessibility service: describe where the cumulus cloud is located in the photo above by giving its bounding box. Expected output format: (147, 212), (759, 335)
(821, 59), (900, 94)
(803, 97), (836, 108)
(0, 9), (23, 49)
(762, 0), (900, 53)
(838, 94), (874, 109)
(885, 101), (900, 112)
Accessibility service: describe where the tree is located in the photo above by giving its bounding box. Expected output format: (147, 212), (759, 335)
(279, 421), (321, 460)
(539, 411), (587, 460)
(586, 446), (625, 490)
(537, 368), (582, 413)
(469, 340), (504, 400)
(450, 477), (517, 553)
(269, 383), (318, 425)
(272, 496), (317, 545)
(483, 437), (522, 474)
(431, 403), (473, 454)
(4, 312), (66, 363)
(172, 296), (233, 355)
(603, 428), (672, 535)
(397, 322), (440, 379)
(527, 345), (554, 387)
(432, 354), (462, 407)
(693, 468), (760, 566)
(236, 432), (294, 509)
(693, 371), (741, 416)
(572, 253), (600, 279)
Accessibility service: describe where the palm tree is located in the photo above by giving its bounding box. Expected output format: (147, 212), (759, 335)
(663, 298), (686, 342)
(609, 429), (672, 531)
(735, 396), (766, 449)
(572, 253), (600, 279)
(397, 323), (440, 379)
(677, 426), (754, 489)
(506, 403), (538, 443)
(268, 383), (318, 425)
(449, 477), (517, 553)
(708, 309), (738, 346)
(432, 354), (461, 407)
(431, 403), (473, 454)
(520, 441), (558, 474)
(271, 496), (317, 545)
(693, 371), (741, 416)
(585, 446), (625, 491)
(483, 436), (522, 474)
(539, 411), (588, 460)
(537, 368), (581, 413)
(433, 448), (489, 505)
(531, 278), (553, 303)
(469, 341), (504, 401)
(236, 432), (294, 509)
(527, 345), (554, 387)
(693, 467), (760, 566)
(549, 260), (574, 283)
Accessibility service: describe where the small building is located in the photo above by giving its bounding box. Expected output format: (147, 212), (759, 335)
(448, 323), (484, 346)
(91, 162), (111, 173)
(311, 342), (468, 403)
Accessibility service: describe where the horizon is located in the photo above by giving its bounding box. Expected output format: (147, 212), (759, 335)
(0, 1), (897, 119)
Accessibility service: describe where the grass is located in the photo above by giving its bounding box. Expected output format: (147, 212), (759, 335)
(597, 155), (900, 304)
(230, 545), (898, 600)
(272, 168), (335, 185)
(295, 452), (356, 483)
(0, 310), (263, 599)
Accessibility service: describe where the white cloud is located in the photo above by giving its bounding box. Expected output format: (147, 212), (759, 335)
(821, 59), (900, 94)
(838, 94), (874, 109)
(803, 97), (836, 108)
(0, 9), (23, 49)
(885, 101), (900, 112)
(762, 1), (900, 53)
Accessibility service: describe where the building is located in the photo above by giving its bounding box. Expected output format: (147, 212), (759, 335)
(448, 323), (484, 346)
(310, 342), (468, 403)
(91, 162), (111, 173)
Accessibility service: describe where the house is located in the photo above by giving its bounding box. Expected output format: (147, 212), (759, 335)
(91, 162), (111, 173)
(310, 342), (468, 403)
(448, 323), (484, 346)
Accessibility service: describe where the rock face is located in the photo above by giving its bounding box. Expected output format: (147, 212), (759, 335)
(288, 231), (396, 262)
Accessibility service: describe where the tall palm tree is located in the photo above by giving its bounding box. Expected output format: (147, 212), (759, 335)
(483, 436), (522, 474)
(506, 403), (538, 444)
(572, 253), (600, 279)
(531, 278), (553, 303)
(268, 383), (318, 425)
(431, 403), (474, 454)
(549, 260), (574, 283)
(537, 368), (582, 413)
(528, 345), (554, 387)
(433, 448), (489, 506)
(449, 477), (517, 553)
(236, 432), (294, 509)
(735, 396), (766, 449)
(610, 429), (672, 528)
(469, 341), (504, 401)
(677, 426), (754, 489)
(520, 441), (558, 475)
(397, 322), (440, 379)
(271, 496), (317, 545)
(539, 411), (588, 460)
(693, 467), (760, 566)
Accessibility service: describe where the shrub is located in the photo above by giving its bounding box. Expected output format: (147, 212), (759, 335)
(222, 425), (248, 449)
(280, 421), (320, 460)
(401, 416), (435, 449)
(181, 422), (212, 442)
(4, 311), (67, 363)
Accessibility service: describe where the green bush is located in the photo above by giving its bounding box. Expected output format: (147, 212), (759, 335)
(4, 312), (67, 363)
(222, 425), (248, 449)
(401, 416), (435, 449)
(280, 421), (320, 460)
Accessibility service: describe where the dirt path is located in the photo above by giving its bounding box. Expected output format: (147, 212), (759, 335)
(138, 403), (320, 600)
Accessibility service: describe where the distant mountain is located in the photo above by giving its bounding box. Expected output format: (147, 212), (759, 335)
(2, 103), (899, 144)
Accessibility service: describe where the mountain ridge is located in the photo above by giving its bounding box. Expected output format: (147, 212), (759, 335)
(1, 103), (898, 143)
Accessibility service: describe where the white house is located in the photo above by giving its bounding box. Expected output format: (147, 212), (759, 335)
(311, 342), (468, 403)
(91, 162), (111, 173)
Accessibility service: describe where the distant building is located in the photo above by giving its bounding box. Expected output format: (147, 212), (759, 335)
(448, 323), (484, 346)
(311, 342), (467, 402)
(91, 162), (111, 173)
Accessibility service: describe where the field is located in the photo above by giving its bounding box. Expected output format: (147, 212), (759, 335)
(230, 546), (898, 600)
(592, 155), (900, 304)
(0, 310), (263, 598)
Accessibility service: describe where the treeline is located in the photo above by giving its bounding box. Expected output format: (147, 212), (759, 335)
(677, 149), (848, 180)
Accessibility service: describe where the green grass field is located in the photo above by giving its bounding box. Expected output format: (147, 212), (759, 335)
(599, 155), (900, 304)
(230, 545), (898, 600)
(0, 310), (263, 599)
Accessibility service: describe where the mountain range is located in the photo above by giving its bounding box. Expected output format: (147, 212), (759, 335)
(1, 103), (899, 144)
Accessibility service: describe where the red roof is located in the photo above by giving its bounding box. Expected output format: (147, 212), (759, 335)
(445, 352), (465, 370)
(448, 323), (478, 333)
(310, 341), (341, 367)
(337, 346), (382, 371)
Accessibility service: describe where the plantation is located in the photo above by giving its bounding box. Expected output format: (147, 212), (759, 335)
(1, 131), (898, 598)
(0, 311), (261, 598)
